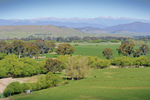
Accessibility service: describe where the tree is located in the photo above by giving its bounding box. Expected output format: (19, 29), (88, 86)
(117, 43), (134, 56)
(24, 43), (39, 58)
(56, 43), (75, 55)
(139, 44), (149, 55)
(34, 40), (55, 56)
(0, 67), (7, 78)
(0, 41), (7, 53)
(0, 52), (7, 60)
(34, 40), (47, 56)
(133, 49), (141, 57)
(65, 56), (76, 80)
(4, 82), (23, 97)
(4, 45), (13, 55)
(46, 42), (56, 53)
(103, 48), (113, 59)
(75, 57), (90, 80)
(65, 56), (90, 80)
(44, 58), (62, 73)
(11, 40), (25, 58)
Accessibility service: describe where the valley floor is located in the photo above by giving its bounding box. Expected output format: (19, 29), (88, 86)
(12, 67), (150, 100)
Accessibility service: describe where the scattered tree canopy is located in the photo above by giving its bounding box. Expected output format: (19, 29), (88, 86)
(103, 48), (113, 59)
(56, 43), (75, 55)
(117, 43), (135, 56)
(44, 58), (62, 73)
(139, 44), (149, 55)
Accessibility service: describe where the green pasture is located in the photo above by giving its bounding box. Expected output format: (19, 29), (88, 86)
(13, 67), (150, 100)
(40, 42), (150, 60)
(73, 42), (121, 59)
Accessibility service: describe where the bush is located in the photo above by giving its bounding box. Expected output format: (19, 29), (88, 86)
(111, 57), (134, 67)
(21, 83), (33, 91)
(0, 55), (45, 78)
(74, 44), (79, 46)
(56, 43), (75, 55)
(44, 58), (62, 73)
(87, 56), (98, 67)
(0, 67), (7, 78)
(93, 59), (111, 69)
(134, 56), (150, 67)
(4, 72), (62, 97)
(32, 72), (61, 90)
(4, 82), (23, 97)
(45, 72), (61, 87)
(0, 53), (7, 60)
(56, 55), (71, 69)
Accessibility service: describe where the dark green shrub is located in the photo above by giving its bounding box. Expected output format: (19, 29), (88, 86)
(0, 67), (7, 78)
(134, 56), (150, 67)
(111, 57), (134, 67)
(45, 72), (61, 87)
(4, 82), (23, 97)
(21, 83), (33, 91)
(0, 55), (45, 78)
(44, 58), (62, 73)
(74, 44), (79, 46)
(93, 59), (111, 69)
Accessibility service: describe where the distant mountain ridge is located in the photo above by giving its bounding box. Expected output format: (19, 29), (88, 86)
(1, 17), (150, 28)
(0, 25), (91, 39)
(75, 22), (150, 36)
(0, 17), (150, 37)
(104, 22), (150, 33)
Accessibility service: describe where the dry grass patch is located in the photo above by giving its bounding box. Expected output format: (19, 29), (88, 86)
(0, 75), (40, 93)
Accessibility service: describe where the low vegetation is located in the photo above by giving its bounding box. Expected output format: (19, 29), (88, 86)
(4, 72), (61, 97)
(0, 55), (45, 78)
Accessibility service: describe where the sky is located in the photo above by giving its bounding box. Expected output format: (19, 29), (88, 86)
(0, 0), (150, 19)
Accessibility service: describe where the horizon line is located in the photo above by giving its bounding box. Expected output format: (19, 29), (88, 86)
(1, 16), (150, 20)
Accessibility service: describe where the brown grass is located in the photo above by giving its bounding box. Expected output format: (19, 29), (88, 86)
(0, 75), (39, 93)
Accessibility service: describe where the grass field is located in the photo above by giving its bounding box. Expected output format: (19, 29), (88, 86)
(13, 67), (150, 100)
(73, 42), (121, 59)
(39, 42), (150, 60)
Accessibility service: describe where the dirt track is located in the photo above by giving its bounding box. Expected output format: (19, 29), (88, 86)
(0, 76), (38, 93)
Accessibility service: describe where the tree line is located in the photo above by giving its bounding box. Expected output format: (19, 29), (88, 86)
(103, 43), (149, 59)
(0, 40), (56, 58)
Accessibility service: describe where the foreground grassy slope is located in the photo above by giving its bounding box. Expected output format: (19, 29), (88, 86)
(0, 25), (90, 38)
(13, 68), (150, 100)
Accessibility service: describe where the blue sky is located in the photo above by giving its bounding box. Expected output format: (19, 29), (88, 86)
(0, 0), (150, 19)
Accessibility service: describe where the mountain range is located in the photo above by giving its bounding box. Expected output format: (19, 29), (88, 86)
(0, 17), (150, 37)
(1, 17), (150, 28)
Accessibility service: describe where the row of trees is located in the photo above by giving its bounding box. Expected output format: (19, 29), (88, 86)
(57, 55), (150, 68)
(102, 43), (149, 59)
(0, 40), (56, 58)
(0, 55), (46, 78)
(117, 43), (149, 57)
(19, 36), (130, 42)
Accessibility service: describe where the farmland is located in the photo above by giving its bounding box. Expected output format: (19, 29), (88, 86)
(40, 42), (150, 60)
(1, 41), (150, 100)
(13, 68), (150, 100)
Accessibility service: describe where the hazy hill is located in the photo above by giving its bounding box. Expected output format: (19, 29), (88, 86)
(104, 22), (150, 33)
(76, 27), (109, 34)
(0, 22), (150, 39)
(1, 17), (150, 28)
(0, 25), (90, 39)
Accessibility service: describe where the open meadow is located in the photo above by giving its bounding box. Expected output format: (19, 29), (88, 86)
(40, 42), (150, 60)
(13, 68), (150, 100)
